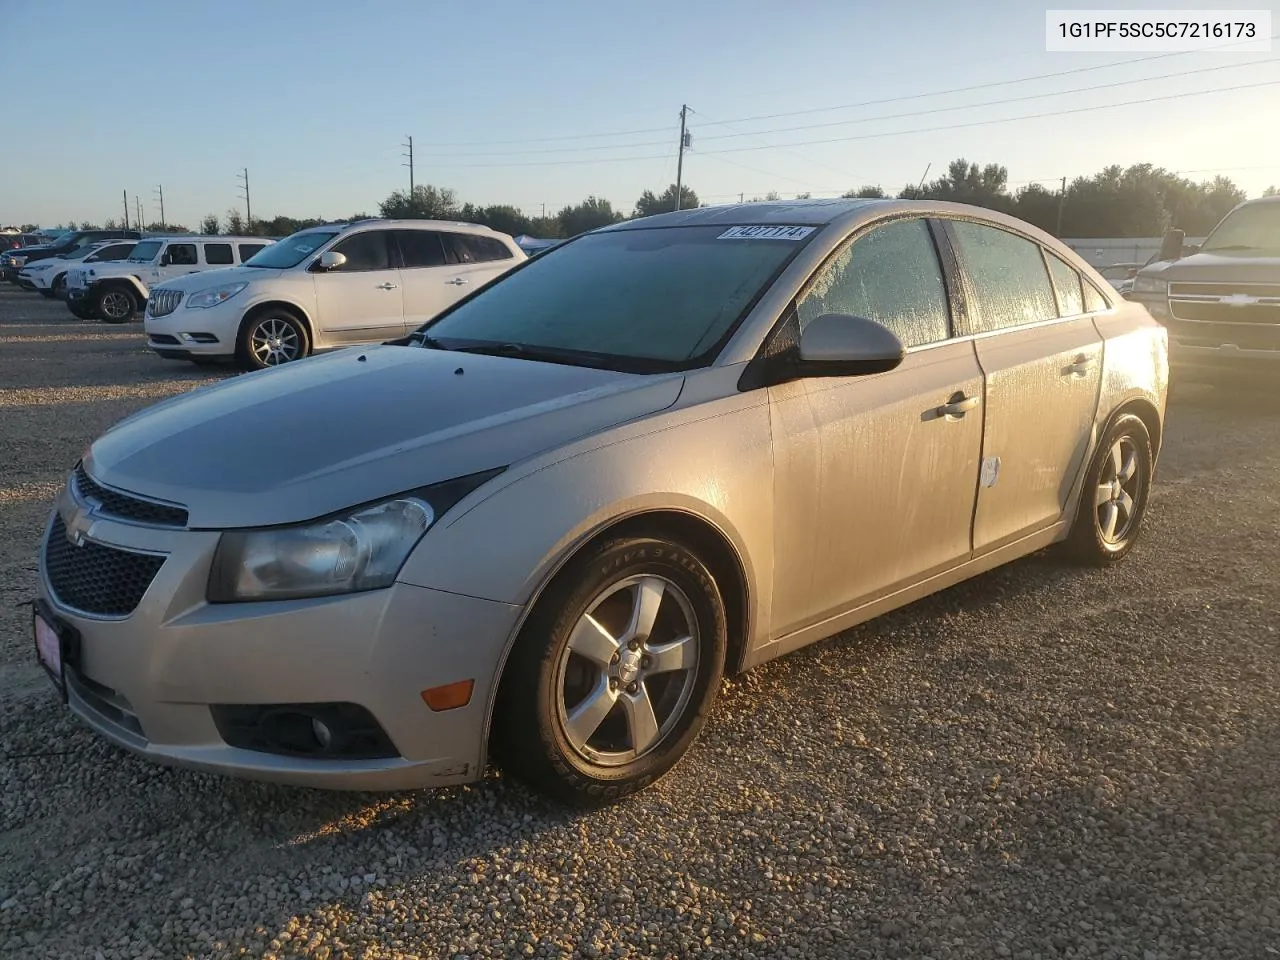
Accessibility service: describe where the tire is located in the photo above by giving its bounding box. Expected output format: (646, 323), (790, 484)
(236, 309), (310, 370)
(67, 301), (95, 321)
(38, 288), (56, 299)
(96, 284), (138, 324)
(493, 536), (727, 807)
(1064, 413), (1153, 566)
(51, 274), (67, 300)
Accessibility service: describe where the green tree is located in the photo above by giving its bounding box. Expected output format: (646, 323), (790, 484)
(458, 203), (533, 237)
(1011, 182), (1060, 233)
(794, 192), (812, 200)
(526, 216), (563, 239)
(225, 209), (246, 235)
(633, 184), (700, 218)
(557, 196), (623, 237)
(843, 185), (886, 198)
(1265, 185), (1278, 197)
(200, 213), (220, 235)
(379, 184), (458, 219)
(103, 219), (118, 229)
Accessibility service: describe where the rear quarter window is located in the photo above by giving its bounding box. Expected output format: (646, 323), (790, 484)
(947, 220), (1058, 333)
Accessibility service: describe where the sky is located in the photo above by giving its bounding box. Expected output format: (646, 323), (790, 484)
(2, 0), (1276, 230)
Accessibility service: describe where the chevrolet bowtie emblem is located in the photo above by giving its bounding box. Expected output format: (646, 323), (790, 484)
(1222, 294), (1257, 307)
(65, 506), (93, 547)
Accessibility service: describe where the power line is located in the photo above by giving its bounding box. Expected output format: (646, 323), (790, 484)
(411, 57), (1275, 160)
(686, 107), (862, 182)
(693, 59), (1276, 144)
(693, 150), (833, 191)
(421, 79), (1280, 169)
(697, 79), (1280, 158)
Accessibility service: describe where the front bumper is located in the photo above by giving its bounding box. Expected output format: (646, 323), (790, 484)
(145, 301), (241, 358)
(36, 500), (522, 790)
(1169, 341), (1279, 381)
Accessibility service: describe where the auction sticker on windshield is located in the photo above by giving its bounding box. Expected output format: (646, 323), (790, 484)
(717, 226), (816, 241)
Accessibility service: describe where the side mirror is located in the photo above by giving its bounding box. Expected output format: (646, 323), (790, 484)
(1158, 228), (1185, 262)
(1184, 243), (1200, 256)
(796, 313), (905, 376)
(315, 251), (347, 272)
(159, 250), (173, 266)
(741, 314), (905, 389)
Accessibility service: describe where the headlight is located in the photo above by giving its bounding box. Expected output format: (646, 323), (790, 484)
(207, 469), (503, 602)
(1132, 277), (1168, 295)
(186, 281), (248, 309)
(12, 256), (26, 267)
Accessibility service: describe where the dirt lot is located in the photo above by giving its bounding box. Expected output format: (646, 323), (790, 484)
(1, 284), (1278, 960)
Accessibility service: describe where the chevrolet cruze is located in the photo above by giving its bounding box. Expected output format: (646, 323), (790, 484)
(34, 200), (1167, 806)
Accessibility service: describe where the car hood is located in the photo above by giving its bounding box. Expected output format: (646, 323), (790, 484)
(1138, 251), (1280, 284)
(86, 345), (685, 528)
(157, 265), (282, 291)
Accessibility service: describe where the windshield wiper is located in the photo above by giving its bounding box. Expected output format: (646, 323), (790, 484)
(1202, 244), (1262, 252)
(406, 330), (451, 350)
(449, 340), (639, 371)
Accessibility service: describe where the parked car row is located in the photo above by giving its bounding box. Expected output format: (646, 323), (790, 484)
(1, 228), (140, 281)
(5, 218), (528, 370)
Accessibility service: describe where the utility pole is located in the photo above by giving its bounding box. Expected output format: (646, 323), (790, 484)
(402, 135), (415, 195)
(122, 190), (130, 230)
(135, 197), (143, 231)
(915, 163), (932, 197)
(1056, 176), (1067, 236)
(674, 104), (690, 211)
(739, 192), (744, 203)
(236, 168), (252, 233)
(153, 184), (165, 229)
(541, 203), (546, 218)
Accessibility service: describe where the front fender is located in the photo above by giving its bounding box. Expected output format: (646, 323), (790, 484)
(396, 396), (776, 646)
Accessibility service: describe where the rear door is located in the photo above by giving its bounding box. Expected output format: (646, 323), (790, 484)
(392, 229), (455, 330)
(941, 219), (1103, 554)
(438, 232), (519, 302)
(311, 229), (405, 344)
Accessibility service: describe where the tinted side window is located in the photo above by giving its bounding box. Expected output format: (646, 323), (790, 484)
(1083, 279), (1111, 313)
(329, 231), (391, 271)
(1045, 252), (1084, 316)
(89, 245), (132, 262)
(238, 243), (267, 261)
(796, 218), (950, 348)
(396, 230), (448, 268)
(947, 221), (1058, 332)
(165, 243), (198, 266)
(204, 243), (233, 265)
(444, 233), (514, 264)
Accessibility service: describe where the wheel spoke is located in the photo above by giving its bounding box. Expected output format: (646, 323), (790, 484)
(568, 613), (621, 668)
(1100, 502), (1120, 541)
(624, 577), (666, 644)
(621, 683), (660, 754)
(1118, 448), (1138, 483)
(1094, 483), (1113, 507)
(646, 634), (695, 674)
(565, 676), (617, 747)
(1108, 441), (1124, 480)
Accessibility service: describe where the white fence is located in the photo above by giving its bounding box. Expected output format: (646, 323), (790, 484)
(1062, 237), (1206, 270)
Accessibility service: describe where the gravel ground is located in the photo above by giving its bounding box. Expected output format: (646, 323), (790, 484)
(1, 285), (1278, 960)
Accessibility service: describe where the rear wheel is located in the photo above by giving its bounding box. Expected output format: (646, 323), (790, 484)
(236, 309), (310, 370)
(493, 536), (727, 806)
(1064, 414), (1153, 565)
(96, 284), (138, 323)
(50, 274), (67, 299)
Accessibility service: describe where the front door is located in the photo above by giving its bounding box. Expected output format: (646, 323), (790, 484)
(152, 242), (200, 287)
(769, 217), (984, 636)
(312, 229), (405, 345)
(942, 220), (1104, 554)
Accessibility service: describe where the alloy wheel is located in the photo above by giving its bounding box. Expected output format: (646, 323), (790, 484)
(250, 318), (301, 366)
(1095, 436), (1141, 544)
(100, 290), (132, 321)
(555, 574), (700, 767)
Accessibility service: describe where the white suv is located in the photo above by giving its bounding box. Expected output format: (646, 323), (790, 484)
(66, 235), (273, 323)
(143, 219), (526, 368)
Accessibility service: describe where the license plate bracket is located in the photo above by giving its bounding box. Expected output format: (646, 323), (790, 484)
(33, 600), (79, 703)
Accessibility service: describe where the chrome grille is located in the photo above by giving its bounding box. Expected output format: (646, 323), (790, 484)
(148, 289), (184, 317)
(73, 464), (188, 528)
(43, 515), (166, 618)
(1167, 282), (1280, 350)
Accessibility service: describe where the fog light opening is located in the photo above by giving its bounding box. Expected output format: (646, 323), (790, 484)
(311, 717), (333, 750)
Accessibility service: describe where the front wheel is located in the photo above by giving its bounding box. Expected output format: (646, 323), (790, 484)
(1064, 413), (1154, 565)
(236, 310), (310, 370)
(67, 301), (95, 320)
(493, 536), (727, 806)
(96, 285), (138, 323)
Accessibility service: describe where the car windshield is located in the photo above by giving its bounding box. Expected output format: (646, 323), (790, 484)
(126, 240), (163, 263)
(418, 225), (812, 371)
(243, 231), (337, 268)
(1200, 202), (1280, 256)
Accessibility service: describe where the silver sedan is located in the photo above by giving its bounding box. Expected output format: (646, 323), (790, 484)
(34, 199), (1167, 805)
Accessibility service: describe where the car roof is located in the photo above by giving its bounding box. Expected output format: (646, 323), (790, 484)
(294, 218), (509, 237)
(609, 198), (885, 231)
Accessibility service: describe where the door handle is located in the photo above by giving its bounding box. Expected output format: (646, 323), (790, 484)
(446, 277), (469, 286)
(935, 393), (980, 418)
(1065, 355), (1096, 377)
(376, 282), (399, 290)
